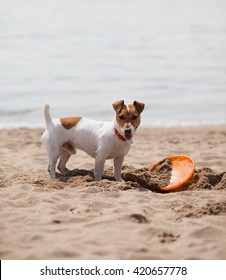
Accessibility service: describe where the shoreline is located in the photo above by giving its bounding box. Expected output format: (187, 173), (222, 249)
(0, 125), (226, 259)
(0, 121), (226, 130)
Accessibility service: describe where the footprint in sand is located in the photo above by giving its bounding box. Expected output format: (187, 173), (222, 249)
(129, 213), (149, 223)
(158, 232), (180, 243)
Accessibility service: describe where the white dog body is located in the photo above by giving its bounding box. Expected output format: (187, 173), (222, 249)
(41, 100), (144, 181)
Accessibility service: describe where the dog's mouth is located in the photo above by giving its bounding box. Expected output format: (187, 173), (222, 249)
(124, 128), (134, 141)
(124, 134), (133, 140)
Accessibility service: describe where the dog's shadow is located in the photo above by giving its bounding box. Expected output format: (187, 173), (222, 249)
(57, 168), (116, 183)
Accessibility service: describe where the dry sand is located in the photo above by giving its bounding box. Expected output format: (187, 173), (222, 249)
(0, 126), (226, 260)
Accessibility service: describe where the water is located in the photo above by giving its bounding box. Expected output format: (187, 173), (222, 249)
(1, 0), (226, 128)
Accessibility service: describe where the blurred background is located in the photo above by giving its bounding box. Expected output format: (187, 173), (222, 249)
(0, 0), (226, 127)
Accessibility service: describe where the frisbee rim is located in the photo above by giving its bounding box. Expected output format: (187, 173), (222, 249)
(149, 155), (195, 191)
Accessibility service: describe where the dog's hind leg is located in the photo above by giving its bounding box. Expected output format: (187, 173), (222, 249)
(57, 150), (71, 174)
(57, 142), (76, 174)
(48, 148), (60, 178)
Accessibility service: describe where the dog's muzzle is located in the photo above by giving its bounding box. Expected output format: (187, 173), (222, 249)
(124, 128), (132, 140)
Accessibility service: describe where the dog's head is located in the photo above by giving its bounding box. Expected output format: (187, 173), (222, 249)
(112, 100), (145, 142)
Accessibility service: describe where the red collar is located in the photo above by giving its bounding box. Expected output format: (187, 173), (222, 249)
(114, 128), (127, 142)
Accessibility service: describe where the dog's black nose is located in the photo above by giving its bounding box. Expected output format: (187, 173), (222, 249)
(125, 129), (132, 135)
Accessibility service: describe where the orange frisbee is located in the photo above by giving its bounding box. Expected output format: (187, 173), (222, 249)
(150, 155), (195, 191)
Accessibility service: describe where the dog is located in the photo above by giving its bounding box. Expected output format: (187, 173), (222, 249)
(41, 100), (145, 181)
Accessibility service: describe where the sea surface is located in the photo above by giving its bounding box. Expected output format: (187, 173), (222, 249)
(1, 0), (226, 128)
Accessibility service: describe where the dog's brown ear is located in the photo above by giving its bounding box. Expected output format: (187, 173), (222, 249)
(112, 100), (124, 113)
(133, 101), (145, 114)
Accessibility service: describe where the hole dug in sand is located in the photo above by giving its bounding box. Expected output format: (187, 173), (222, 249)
(122, 159), (172, 192)
(34, 160), (226, 192)
(47, 159), (172, 192)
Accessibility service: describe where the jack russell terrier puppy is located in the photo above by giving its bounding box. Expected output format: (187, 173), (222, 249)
(41, 100), (145, 181)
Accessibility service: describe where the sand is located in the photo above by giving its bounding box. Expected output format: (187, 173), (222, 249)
(0, 126), (226, 260)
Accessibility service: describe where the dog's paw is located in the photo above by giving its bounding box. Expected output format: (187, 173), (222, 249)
(115, 177), (125, 183)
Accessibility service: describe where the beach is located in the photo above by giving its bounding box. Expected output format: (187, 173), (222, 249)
(0, 125), (226, 260)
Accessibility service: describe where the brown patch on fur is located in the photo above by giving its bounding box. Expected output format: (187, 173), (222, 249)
(60, 117), (82, 130)
(113, 100), (145, 129)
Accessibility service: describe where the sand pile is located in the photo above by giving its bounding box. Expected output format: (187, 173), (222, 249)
(122, 159), (172, 191)
(32, 163), (226, 192)
(122, 165), (226, 192)
(186, 168), (226, 190)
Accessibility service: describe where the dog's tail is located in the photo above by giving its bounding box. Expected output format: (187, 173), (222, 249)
(43, 104), (53, 129)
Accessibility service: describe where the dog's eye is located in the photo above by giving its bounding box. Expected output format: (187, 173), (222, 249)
(132, 115), (138, 120)
(119, 115), (125, 120)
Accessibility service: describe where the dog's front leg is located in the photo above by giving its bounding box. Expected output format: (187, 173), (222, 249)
(94, 153), (106, 181)
(114, 156), (125, 182)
